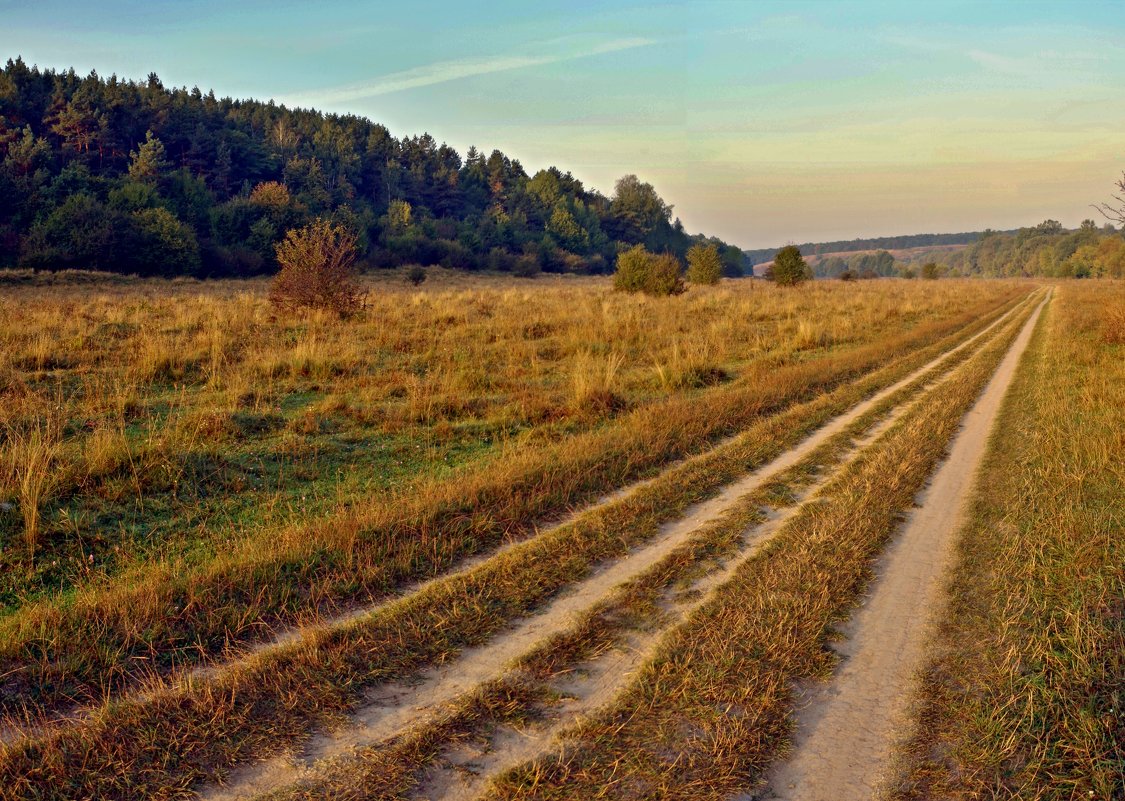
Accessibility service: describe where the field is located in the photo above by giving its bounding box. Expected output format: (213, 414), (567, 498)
(0, 272), (1120, 800)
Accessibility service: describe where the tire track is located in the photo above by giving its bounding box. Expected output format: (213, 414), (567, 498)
(752, 291), (1050, 801)
(196, 299), (1033, 801)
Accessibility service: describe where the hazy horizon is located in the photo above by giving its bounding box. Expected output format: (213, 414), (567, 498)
(5, 0), (1123, 249)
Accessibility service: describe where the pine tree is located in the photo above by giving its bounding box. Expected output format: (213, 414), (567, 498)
(771, 245), (810, 286)
(127, 131), (167, 183)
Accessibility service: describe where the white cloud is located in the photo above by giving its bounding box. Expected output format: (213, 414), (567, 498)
(290, 37), (656, 104)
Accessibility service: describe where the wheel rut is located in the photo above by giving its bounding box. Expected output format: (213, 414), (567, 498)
(750, 292), (1049, 801)
(195, 298), (1032, 801)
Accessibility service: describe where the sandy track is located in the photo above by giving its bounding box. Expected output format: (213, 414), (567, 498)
(195, 300), (1030, 801)
(233, 399), (903, 801)
(754, 292), (1049, 801)
(411, 452), (874, 801)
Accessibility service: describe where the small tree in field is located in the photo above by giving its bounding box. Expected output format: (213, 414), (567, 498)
(686, 242), (722, 285)
(921, 261), (941, 280)
(771, 245), (810, 286)
(406, 265), (427, 286)
(271, 219), (364, 316)
(613, 244), (685, 296)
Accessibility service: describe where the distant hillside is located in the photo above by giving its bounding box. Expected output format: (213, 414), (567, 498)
(751, 220), (1125, 279)
(0, 57), (748, 277)
(744, 231), (1010, 265)
(750, 243), (972, 277)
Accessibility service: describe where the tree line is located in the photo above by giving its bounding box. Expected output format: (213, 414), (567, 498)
(780, 220), (1125, 280)
(742, 230), (1003, 266)
(0, 58), (748, 277)
(932, 220), (1125, 279)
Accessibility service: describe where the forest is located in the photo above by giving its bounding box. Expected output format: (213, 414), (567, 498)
(0, 58), (748, 278)
(786, 220), (1125, 280)
(932, 219), (1125, 278)
(742, 230), (999, 265)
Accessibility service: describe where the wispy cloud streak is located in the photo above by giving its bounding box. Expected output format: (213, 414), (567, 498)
(294, 37), (655, 104)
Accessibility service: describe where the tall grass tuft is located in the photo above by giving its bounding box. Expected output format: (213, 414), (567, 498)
(571, 349), (625, 413)
(1101, 299), (1125, 345)
(3, 418), (62, 559)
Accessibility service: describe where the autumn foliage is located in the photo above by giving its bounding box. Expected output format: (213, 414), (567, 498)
(270, 219), (365, 316)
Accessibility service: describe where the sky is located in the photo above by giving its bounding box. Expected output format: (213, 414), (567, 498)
(3, 0), (1124, 248)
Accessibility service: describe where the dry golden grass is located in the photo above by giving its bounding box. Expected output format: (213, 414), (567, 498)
(892, 282), (1124, 800)
(0, 271), (1044, 801)
(483, 292), (1040, 801)
(228, 312), (1007, 801)
(0, 271), (1026, 723)
(1, 418), (62, 559)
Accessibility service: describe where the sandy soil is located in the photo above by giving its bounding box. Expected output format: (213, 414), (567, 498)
(752, 292), (1048, 801)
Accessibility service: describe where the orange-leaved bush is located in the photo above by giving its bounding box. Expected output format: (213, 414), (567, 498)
(270, 219), (365, 316)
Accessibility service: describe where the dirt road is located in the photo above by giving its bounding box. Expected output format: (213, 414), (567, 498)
(755, 292), (1049, 801)
(195, 298), (1037, 801)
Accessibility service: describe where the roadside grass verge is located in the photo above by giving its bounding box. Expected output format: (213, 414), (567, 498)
(0, 297), (1037, 800)
(0, 289), (1029, 720)
(480, 293), (1043, 801)
(891, 283), (1124, 800)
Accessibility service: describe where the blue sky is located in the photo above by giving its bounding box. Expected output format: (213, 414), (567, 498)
(4, 0), (1124, 247)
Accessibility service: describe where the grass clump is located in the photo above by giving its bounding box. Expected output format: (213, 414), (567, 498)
(2, 418), (62, 560)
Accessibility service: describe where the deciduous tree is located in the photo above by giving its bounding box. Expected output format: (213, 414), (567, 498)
(686, 242), (722, 285)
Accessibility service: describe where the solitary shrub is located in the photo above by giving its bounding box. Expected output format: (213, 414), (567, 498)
(839, 269), (856, 282)
(770, 245), (810, 286)
(614, 244), (685, 296)
(406, 265), (427, 286)
(900, 267), (916, 279)
(686, 243), (722, 285)
(271, 219), (364, 316)
(513, 253), (541, 278)
(571, 350), (626, 415)
(921, 261), (941, 280)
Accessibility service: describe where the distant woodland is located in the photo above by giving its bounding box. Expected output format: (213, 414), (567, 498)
(931, 220), (1125, 279)
(742, 231), (999, 265)
(793, 219), (1125, 280)
(0, 59), (748, 277)
(751, 221), (1125, 280)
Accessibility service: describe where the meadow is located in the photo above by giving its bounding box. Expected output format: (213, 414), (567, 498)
(0, 271), (1118, 800)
